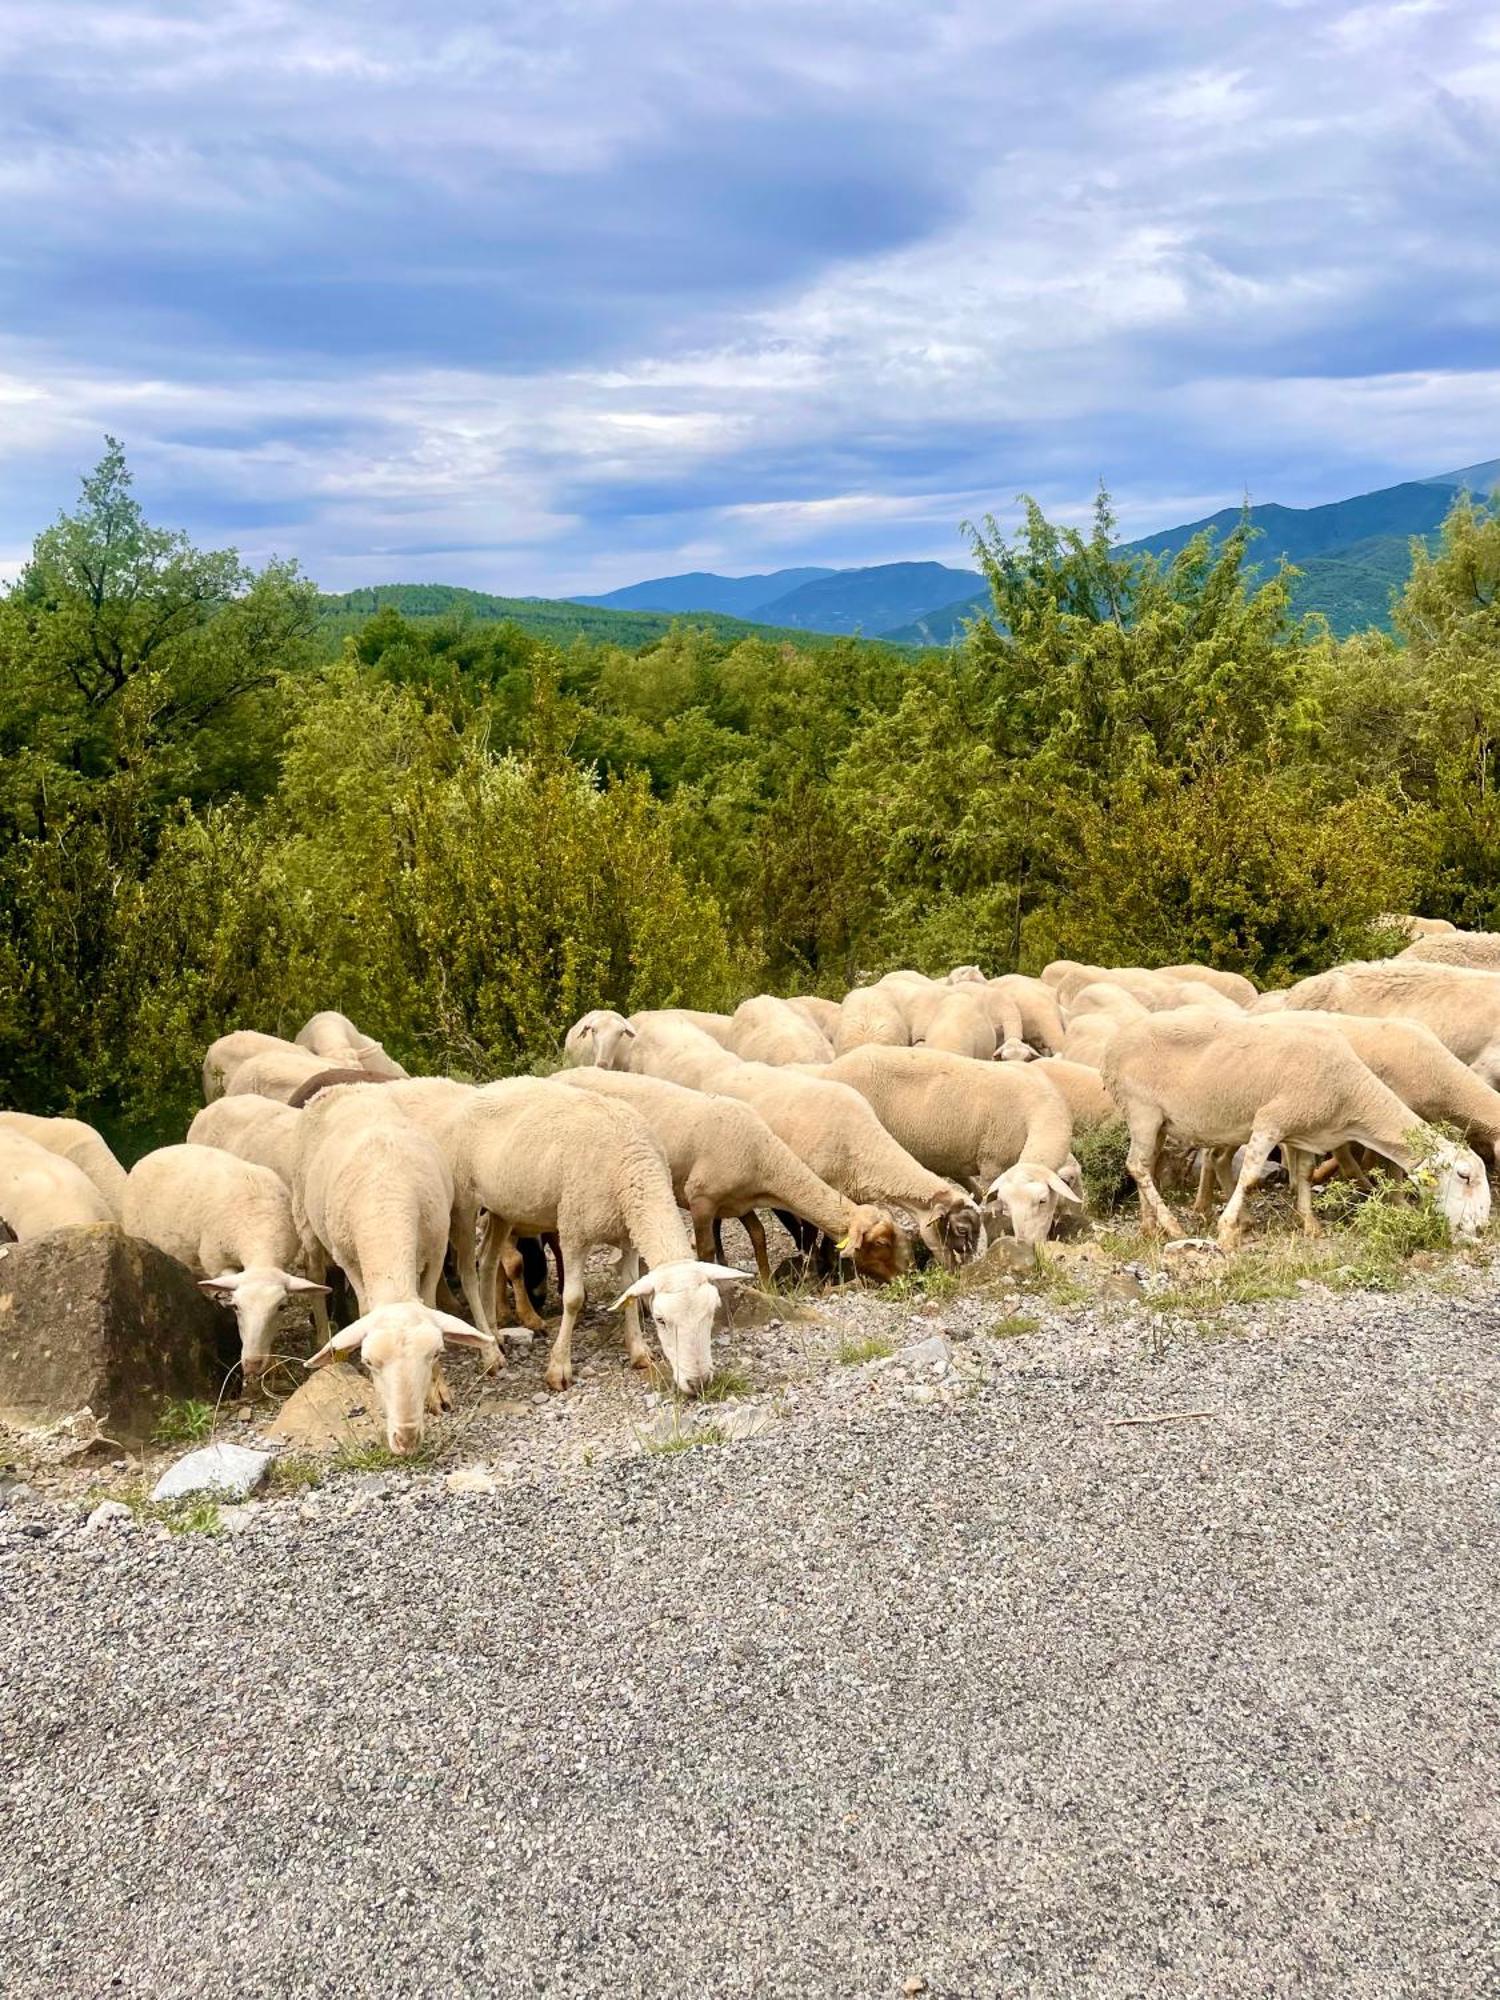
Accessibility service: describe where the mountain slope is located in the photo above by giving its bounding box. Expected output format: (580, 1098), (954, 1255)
(752, 561), (984, 635)
(574, 567), (834, 617)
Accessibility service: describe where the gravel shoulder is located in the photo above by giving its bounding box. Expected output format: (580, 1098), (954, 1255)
(4, 1261), (1500, 1998)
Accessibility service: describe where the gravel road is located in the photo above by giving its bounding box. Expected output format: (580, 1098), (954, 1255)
(4, 1285), (1499, 1999)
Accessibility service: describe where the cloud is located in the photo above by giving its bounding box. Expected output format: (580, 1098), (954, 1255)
(0, 0), (1496, 592)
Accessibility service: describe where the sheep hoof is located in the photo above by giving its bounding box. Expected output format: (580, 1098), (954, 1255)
(545, 1365), (572, 1393)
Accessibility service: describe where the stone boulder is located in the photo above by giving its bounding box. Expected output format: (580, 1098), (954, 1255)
(0, 1224), (235, 1442)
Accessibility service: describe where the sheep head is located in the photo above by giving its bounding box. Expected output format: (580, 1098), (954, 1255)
(1418, 1137), (1491, 1241)
(306, 1303), (500, 1453)
(564, 1009), (637, 1070)
(919, 1188), (985, 1268)
(839, 1204), (910, 1283)
(609, 1260), (747, 1392)
(199, 1265), (330, 1383)
(985, 1163), (1082, 1245)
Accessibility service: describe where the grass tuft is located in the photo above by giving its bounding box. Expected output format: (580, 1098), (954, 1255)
(695, 1364), (752, 1404)
(1070, 1118), (1135, 1213)
(330, 1439), (438, 1474)
(152, 1397), (216, 1447)
(837, 1334), (895, 1365)
(642, 1421), (723, 1456)
(991, 1312), (1040, 1340)
(884, 1266), (960, 1304)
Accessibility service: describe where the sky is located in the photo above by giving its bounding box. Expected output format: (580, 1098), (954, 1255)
(1, 0), (1498, 595)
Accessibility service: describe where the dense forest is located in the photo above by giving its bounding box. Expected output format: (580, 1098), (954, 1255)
(3, 441), (1499, 1150)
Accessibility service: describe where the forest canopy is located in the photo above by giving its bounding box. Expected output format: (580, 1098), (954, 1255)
(3, 442), (1499, 1148)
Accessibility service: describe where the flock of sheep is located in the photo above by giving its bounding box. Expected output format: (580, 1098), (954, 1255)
(3, 916), (1500, 1456)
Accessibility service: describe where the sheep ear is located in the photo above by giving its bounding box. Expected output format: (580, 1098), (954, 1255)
(431, 1311), (499, 1356)
(1045, 1169), (1083, 1203)
(685, 1262), (749, 1287)
(198, 1271), (242, 1297)
(610, 1273), (658, 1308)
(306, 1318), (372, 1368)
(282, 1273), (332, 1294)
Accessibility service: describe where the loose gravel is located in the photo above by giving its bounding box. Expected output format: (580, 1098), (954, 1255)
(4, 1282), (1500, 1998)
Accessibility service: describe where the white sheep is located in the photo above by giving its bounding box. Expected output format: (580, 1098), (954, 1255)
(1102, 1007), (1489, 1247)
(223, 1045), (348, 1104)
(558, 1066), (908, 1285)
(122, 1144), (329, 1382)
(186, 1096), (329, 1292)
(834, 984), (912, 1055)
(1399, 931), (1500, 972)
(726, 995), (833, 1065)
(293, 1087), (498, 1452)
(588, 1015), (985, 1267)
(786, 996), (844, 1040)
(442, 1078), (745, 1393)
(1275, 959), (1500, 1087)
(0, 1112), (127, 1219)
(296, 1009), (409, 1079)
(0, 1129), (116, 1238)
(902, 985), (999, 1062)
(823, 1046), (1081, 1243)
(1032, 1058), (1119, 1129)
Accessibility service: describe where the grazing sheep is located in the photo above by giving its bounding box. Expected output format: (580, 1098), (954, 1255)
(981, 976), (1066, 1058)
(0, 1112), (127, 1219)
(946, 965), (986, 985)
(1054, 965), (1216, 1014)
(1382, 914), (1457, 941)
(1155, 965), (1257, 1007)
(632, 1008), (739, 1047)
(223, 1045), (346, 1104)
(905, 987), (999, 1062)
(1290, 1012), (1500, 1162)
(294, 1087), (497, 1452)
(582, 1014), (984, 1268)
(0, 1129), (115, 1238)
(1275, 960), (1500, 1087)
(727, 995), (833, 1065)
(823, 1046), (1080, 1244)
(1056, 1011), (1125, 1069)
(202, 1030), (314, 1101)
(1033, 1058), (1119, 1129)
(558, 1067), (907, 1285)
(296, 1010), (408, 1079)
(1102, 1007), (1489, 1247)
(122, 1145), (329, 1381)
(1400, 931), (1500, 971)
(834, 984), (912, 1054)
(444, 1079), (745, 1393)
(186, 1096), (330, 1289)
(786, 995), (843, 1041)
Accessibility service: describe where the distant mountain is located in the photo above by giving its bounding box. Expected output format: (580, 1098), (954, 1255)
(754, 561), (984, 635)
(314, 583), (877, 652)
(574, 567), (835, 617)
(880, 458), (1500, 643)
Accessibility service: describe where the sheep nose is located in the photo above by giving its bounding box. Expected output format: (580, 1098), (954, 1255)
(389, 1424), (422, 1456)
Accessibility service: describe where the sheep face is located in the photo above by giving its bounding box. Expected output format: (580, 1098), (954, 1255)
(199, 1266), (329, 1384)
(843, 1205), (910, 1283)
(564, 1009), (636, 1070)
(307, 1304), (499, 1453)
(1424, 1139), (1491, 1241)
(986, 1165), (1083, 1245)
(610, 1260), (747, 1393)
(919, 1192), (985, 1269)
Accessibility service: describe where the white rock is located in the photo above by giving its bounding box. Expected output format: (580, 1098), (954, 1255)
(445, 1464), (499, 1495)
(717, 1404), (771, 1443)
(151, 1442), (271, 1503)
(905, 1382), (939, 1405)
(85, 1499), (135, 1531)
(895, 1334), (952, 1376)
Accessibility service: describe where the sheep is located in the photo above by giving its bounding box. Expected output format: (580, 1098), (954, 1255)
(1275, 960), (1500, 1087)
(122, 1145), (329, 1382)
(0, 1129), (115, 1238)
(1154, 965), (1257, 1007)
(982, 976), (1066, 1058)
(632, 1008), (739, 1047)
(726, 995), (833, 1065)
(1400, 931), (1500, 972)
(1102, 1007), (1489, 1247)
(906, 987), (999, 1062)
(557, 1066), (908, 1285)
(1054, 965), (1216, 1014)
(834, 984), (912, 1055)
(1291, 1012), (1500, 1162)
(296, 1010), (408, 1079)
(946, 965), (986, 984)
(582, 1012), (984, 1267)
(293, 1086), (498, 1452)
(822, 1046), (1081, 1243)
(1033, 1058), (1119, 1129)
(1382, 914), (1457, 941)
(786, 995), (843, 1041)
(566, 1008), (641, 1069)
(440, 1078), (745, 1392)
(202, 1030), (311, 1101)
(0, 1112), (127, 1219)
(186, 1096), (329, 1292)
(223, 1045), (347, 1105)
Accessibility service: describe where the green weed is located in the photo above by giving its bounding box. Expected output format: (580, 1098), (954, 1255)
(990, 1313), (1040, 1340)
(695, 1364), (752, 1404)
(152, 1397), (216, 1446)
(837, 1334), (894, 1365)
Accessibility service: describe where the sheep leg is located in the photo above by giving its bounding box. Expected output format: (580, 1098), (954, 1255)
(427, 1361), (454, 1414)
(545, 1237), (588, 1392)
(478, 1216), (516, 1330)
(1217, 1130), (1277, 1250)
(616, 1247), (652, 1371)
(500, 1239), (548, 1334)
(1191, 1152), (1218, 1217)
(1289, 1147), (1322, 1237)
(544, 1231), (564, 1296)
(453, 1200), (495, 1339)
(1335, 1143), (1376, 1192)
(741, 1211), (772, 1287)
(690, 1202), (717, 1264)
(1126, 1109), (1182, 1237)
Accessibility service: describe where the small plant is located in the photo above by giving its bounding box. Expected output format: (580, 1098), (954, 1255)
(695, 1364), (752, 1404)
(152, 1398), (216, 1447)
(991, 1312), (1039, 1340)
(269, 1455), (326, 1493)
(161, 1498), (223, 1536)
(885, 1266), (960, 1304)
(1071, 1118), (1134, 1213)
(1024, 1257), (1091, 1307)
(837, 1333), (894, 1365)
(642, 1420), (723, 1455)
(331, 1439), (437, 1474)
